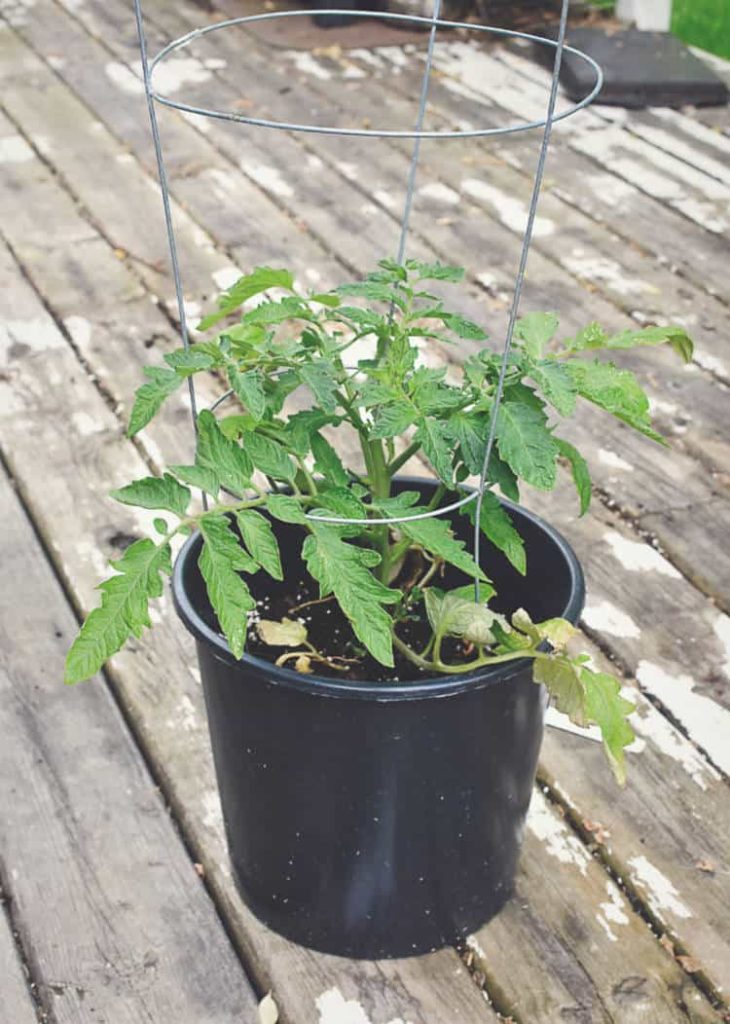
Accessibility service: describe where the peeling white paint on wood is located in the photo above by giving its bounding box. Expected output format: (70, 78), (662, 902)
(0, 134), (33, 163)
(636, 661), (730, 774)
(631, 702), (720, 790)
(104, 61), (144, 96)
(211, 266), (241, 291)
(417, 182), (459, 206)
(374, 188), (397, 210)
(582, 600), (641, 639)
(240, 160), (294, 198)
(714, 615), (730, 678)
(628, 855), (693, 920)
(603, 531), (681, 578)
(287, 51), (332, 81)
(694, 349), (729, 378)
(597, 448), (633, 472)
(583, 172), (637, 207)
(462, 178), (554, 236)
(465, 934), (487, 960)
(596, 882), (630, 942)
(563, 252), (654, 297)
(70, 410), (102, 437)
(526, 791), (591, 875)
(316, 986), (410, 1024)
(1, 317), (61, 357)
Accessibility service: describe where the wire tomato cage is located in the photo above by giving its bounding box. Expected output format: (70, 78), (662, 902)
(132, 0), (603, 582)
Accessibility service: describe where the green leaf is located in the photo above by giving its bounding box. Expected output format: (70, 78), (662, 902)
(284, 410), (335, 457)
(65, 539), (171, 684)
(533, 655), (589, 727)
(309, 292), (340, 307)
(196, 410), (253, 496)
(447, 412), (486, 476)
(229, 367), (266, 422)
(198, 515), (257, 659)
(127, 367), (182, 437)
(512, 608), (577, 650)
(163, 345), (218, 374)
(244, 431), (295, 482)
(438, 313), (487, 341)
(514, 312), (559, 359)
(266, 493), (307, 524)
(462, 491), (526, 575)
(111, 474), (191, 519)
(488, 451), (520, 502)
(236, 509), (283, 580)
(334, 306), (383, 330)
(242, 295), (314, 327)
(410, 369), (463, 414)
(371, 400), (414, 439)
(257, 618), (308, 646)
(555, 437), (591, 515)
(527, 360), (576, 416)
(375, 503), (488, 582)
(313, 487), (367, 522)
(299, 361), (339, 414)
(564, 322), (694, 363)
(303, 526), (399, 667)
(567, 360), (666, 444)
(583, 669), (636, 786)
(424, 588), (504, 645)
(198, 267), (295, 331)
(415, 417), (454, 483)
(336, 281), (404, 306)
(168, 464), (220, 498)
(311, 433), (348, 487)
(496, 402), (558, 491)
(406, 260), (464, 282)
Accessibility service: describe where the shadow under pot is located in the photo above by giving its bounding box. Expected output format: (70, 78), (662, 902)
(172, 478), (585, 959)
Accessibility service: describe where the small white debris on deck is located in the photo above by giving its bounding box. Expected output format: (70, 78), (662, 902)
(628, 855), (692, 920)
(153, 58), (218, 95)
(316, 987), (411, 1024)
(0, 317), (61, 358)
(0, 134), (33, 163)
(288, 51), (331, 81)
(71, 411), (102, 437)
(64, 315), (92, 352)
(417, 182), (459, 206)
(240, 160), (294, 198)
(374, 189), (397, 210)
(462, 178), (554, 236)
(526, 791), (590, 875)
(563, 252), (655, 297)
(466, 934), (487, 960)
(201, 789), (225, 839)
(648, 396), (680, 417)
(598, 448), (633, 472)
(596, 882), (630, 942)
(603, 531), (681, 579)
(168, 694), (198, 733)
(349, 48), (386, 71)
(714, 615), (730, 679)
(583, 600), (641, 639)
(636, 661), (730, 774)
(336, 161), (359, 182)
(212, 266), (241, 291)
(631, 702), (720, 791)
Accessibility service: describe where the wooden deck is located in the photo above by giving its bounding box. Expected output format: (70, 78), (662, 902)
(1, 0), (728, 1020)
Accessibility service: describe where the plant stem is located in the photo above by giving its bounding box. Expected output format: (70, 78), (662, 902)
(388, 440), (421, 476)
(392, 631), (541, 675)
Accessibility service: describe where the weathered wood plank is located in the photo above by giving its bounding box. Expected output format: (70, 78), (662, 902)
(0, 237), (500, 1024)
(0, 468), (257, 1023)
(0, 905), (38, 1024)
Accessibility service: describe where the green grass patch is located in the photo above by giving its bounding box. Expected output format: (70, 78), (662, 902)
(672, 0), (730, 60)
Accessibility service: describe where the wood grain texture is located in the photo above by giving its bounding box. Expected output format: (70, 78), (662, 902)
(0, 906), (39, 1024)
(0, 469), (257, 1022)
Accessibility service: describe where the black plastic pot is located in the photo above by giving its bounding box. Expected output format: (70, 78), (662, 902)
(173, 479), (584, 958)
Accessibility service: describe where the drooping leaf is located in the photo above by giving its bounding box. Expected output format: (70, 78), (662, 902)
(415, 417), (454, 483)
(197, 267), (295, 331)
(424, 588), (503, 645)
(533, 655), (589, 727)
(299, 361), (339, 414)
(496, 401), (558, 491)
(567, 359), (666, 444)
(65, 539), (172, 684)
(196, 410), (253, 496)
(514, 312), (559, 359)
(111, 474), (191, 519)
(374, 501), (489, 582)
(236, 509), (283, 580)
(311, 433), (349, 487)
(127, 366), (183, 437)
(564, 322), (693, 363)
(229, 367), (266, 422)
(257, 618), (307, 647)
(266, 493), (307, 524)
(168, 464), (220, 498)
(488, 450), (520, 502)
(555, 437), (591, 515)
(462, 491), (526, 575)
(244, 431), (296, 482)
(302, 526), (400, 666)
(583, 669), (636, 785)
(198, 515), (257, 659)
(512, 608), (577, 650)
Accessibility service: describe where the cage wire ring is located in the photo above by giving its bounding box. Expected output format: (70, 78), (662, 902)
(134, 0), (592, 539)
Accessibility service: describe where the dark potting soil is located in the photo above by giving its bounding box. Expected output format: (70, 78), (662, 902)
(244, 562), (475, 683)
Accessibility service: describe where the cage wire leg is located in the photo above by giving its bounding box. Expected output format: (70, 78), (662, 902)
(132, 0), (208, 509)
(472, 0), (570, 599)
